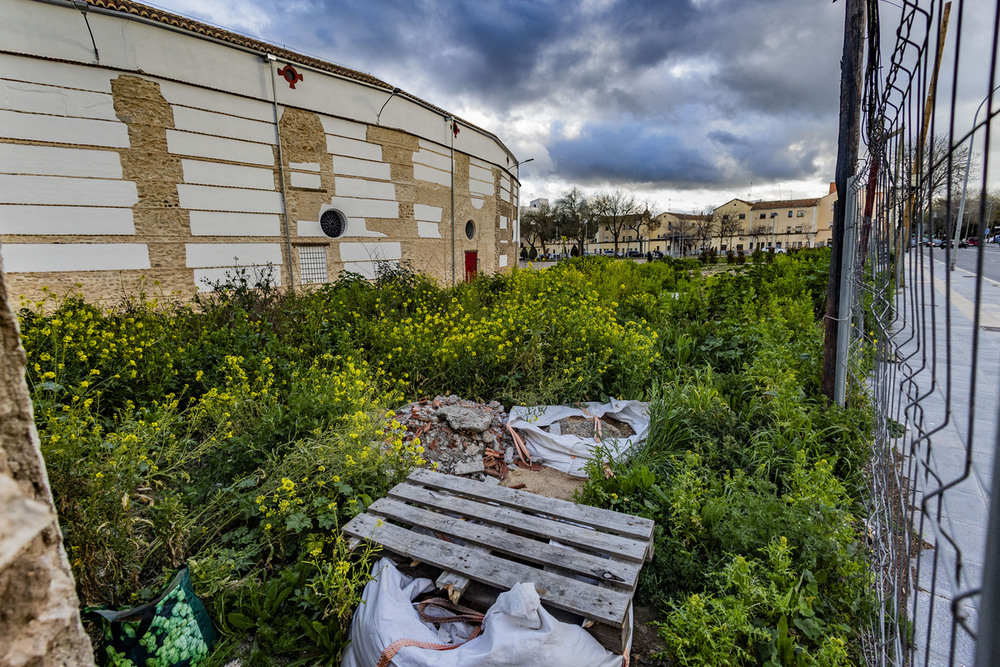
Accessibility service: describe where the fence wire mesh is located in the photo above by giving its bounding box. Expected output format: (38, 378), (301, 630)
(851, 1), (1000, 665)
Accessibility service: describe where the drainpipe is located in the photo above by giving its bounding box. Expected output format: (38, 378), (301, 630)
(449, 117), (456, 286)
(266, 54), (295, 290)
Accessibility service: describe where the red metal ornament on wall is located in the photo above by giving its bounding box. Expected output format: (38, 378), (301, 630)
(277, 64), (303, 89)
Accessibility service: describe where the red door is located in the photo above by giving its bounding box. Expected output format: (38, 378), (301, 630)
(464, 251), (478, 282)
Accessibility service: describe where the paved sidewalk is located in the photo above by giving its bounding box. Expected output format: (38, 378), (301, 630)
(893, 254), (1000, 666)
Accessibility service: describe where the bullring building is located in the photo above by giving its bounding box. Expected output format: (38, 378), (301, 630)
(0, 0), (521, 302)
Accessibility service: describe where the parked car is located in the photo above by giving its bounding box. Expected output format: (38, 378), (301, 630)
(936, 239), (954, 248)
(959, 239), (968, 248)
(967, 237), (979, 247)
(626, 250), (643, 258)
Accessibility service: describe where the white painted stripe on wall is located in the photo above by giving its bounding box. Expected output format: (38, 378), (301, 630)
(194, 266), (281, 291)
(342, 261), (390, 279)
(470, 164), (493, 183)
(500, 189), (511, 202)
(0, 110), (130, 148)
(290, 162), (320, 172)
(0, 175), (137, 206)
(189, 211), (281, 236)
(159, 82), (274, 122)
(500, 216), (508, 230)
(326, 135), (382, 161)
(470, 156), (493, 170)
(418, 138), (449, 155)
(181, 159), (275, 190)
(413, 148), (451, 171)
(471, 197), (484, 210)
(1, 243), (149, 272)
(166, 130), (274, 166)
(417, 221), (441, 238)
(0, 144), (122, 178)
(414, 204), (442, 222)
(0, 80), (119, 120)
(320, 116), (367, 140)
(339, 242), (402, 262)
(297, 218), (384, 238)
(0, 206), (135, 235)
(2, 56), (113, 93)
(413, 163), (450, 187)
(291, 172), (322, 189)
(329, 196), (399, 219)
(185, 243), (283, 268)
(334, 177), (395, 200)
(470, 179), (493, 196)
(177, 184), (283, 213)
(332, 156), (391, 180)
(172, 106), (276, 145)
(499, 255), (508, 267)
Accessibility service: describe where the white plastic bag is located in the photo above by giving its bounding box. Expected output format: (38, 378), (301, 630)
(340, 558), (623, 667)
(507, 400), (650, 477)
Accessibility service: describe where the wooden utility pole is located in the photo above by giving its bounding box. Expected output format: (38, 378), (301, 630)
(822, 0), (867, 401)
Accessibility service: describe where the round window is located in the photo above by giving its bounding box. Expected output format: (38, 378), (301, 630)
(320, 209), (346, 238)
(465, 220), (476, 240)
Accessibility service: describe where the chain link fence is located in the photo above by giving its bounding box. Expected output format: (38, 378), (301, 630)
(844, 1), (1000, 664)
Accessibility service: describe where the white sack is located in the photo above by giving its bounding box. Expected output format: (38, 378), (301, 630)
(341, 558), (623, 667)
(507, 400), (650, 477)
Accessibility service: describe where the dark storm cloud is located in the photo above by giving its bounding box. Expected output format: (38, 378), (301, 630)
(549, 121), (721, 187)
(174, 0), (846, 190)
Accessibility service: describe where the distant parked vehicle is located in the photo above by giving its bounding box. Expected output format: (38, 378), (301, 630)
(967, 237), (979, 247)
(959, 239), (968, 248)
(937, 239), (954, 248)
(626, 250), (643, 258)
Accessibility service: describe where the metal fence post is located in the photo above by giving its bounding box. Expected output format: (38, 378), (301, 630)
(834, 176), (858, 406)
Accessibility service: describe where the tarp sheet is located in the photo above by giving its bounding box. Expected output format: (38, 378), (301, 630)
(507, 400), (650, 477)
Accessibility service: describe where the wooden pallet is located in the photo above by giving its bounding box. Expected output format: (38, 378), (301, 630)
(342, 468), (655, 654)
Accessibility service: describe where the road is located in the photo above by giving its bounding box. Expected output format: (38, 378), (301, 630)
(917, 242), (1000, 285)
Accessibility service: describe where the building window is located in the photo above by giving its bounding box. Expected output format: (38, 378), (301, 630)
(736, 244), (744, 250)
(759, 213), (766, 219)
(787, 210), (793, 217)
(738, 213), (746, 219)
(796, 210), (805, 217)
(320, 209), (347, 238)
(298, 245), (328, 284)
(465, 220), (476, 239)
(795, 226), (803, 233)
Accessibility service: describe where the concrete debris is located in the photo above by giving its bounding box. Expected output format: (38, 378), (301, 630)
(438, 405), (494, 433)
(395, 395), (521, 480)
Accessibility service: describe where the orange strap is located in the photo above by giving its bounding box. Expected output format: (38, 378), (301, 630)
(376, 626), (483, 667)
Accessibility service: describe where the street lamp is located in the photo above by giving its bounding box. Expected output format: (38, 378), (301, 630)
(952, 84), (1000, 270)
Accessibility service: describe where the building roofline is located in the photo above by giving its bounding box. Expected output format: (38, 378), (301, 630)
(60, 0), (517, 166)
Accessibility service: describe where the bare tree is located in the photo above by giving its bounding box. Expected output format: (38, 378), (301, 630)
(520, 202), (558, 256)
(593, 190), (640, 255)
(555, 187), (598, 256)
(716, 211), (743, 251)
(908, 134), (973, 201)
(692, 213), (716, 253)
(625, 202), (660, 254)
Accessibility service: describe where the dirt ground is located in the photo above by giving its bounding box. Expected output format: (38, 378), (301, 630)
(499, 465), (586, 500)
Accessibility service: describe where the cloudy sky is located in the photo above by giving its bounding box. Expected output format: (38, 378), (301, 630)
(142, 0), (995, 213)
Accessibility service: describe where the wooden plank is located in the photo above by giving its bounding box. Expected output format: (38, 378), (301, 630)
(587, 600), (631, 655)
(343, 512), (631, 626)
(388, 483), (648, 563)
(407, 468), (654, 542)
(369, 498), (637, 589)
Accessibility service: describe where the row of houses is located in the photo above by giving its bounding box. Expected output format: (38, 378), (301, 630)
(588, 185), (839, 256)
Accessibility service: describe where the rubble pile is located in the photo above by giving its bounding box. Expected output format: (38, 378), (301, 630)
(396, 395), (540, 481)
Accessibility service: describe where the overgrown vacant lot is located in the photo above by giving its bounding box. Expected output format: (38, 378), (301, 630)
(21, 250), (872, 666)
